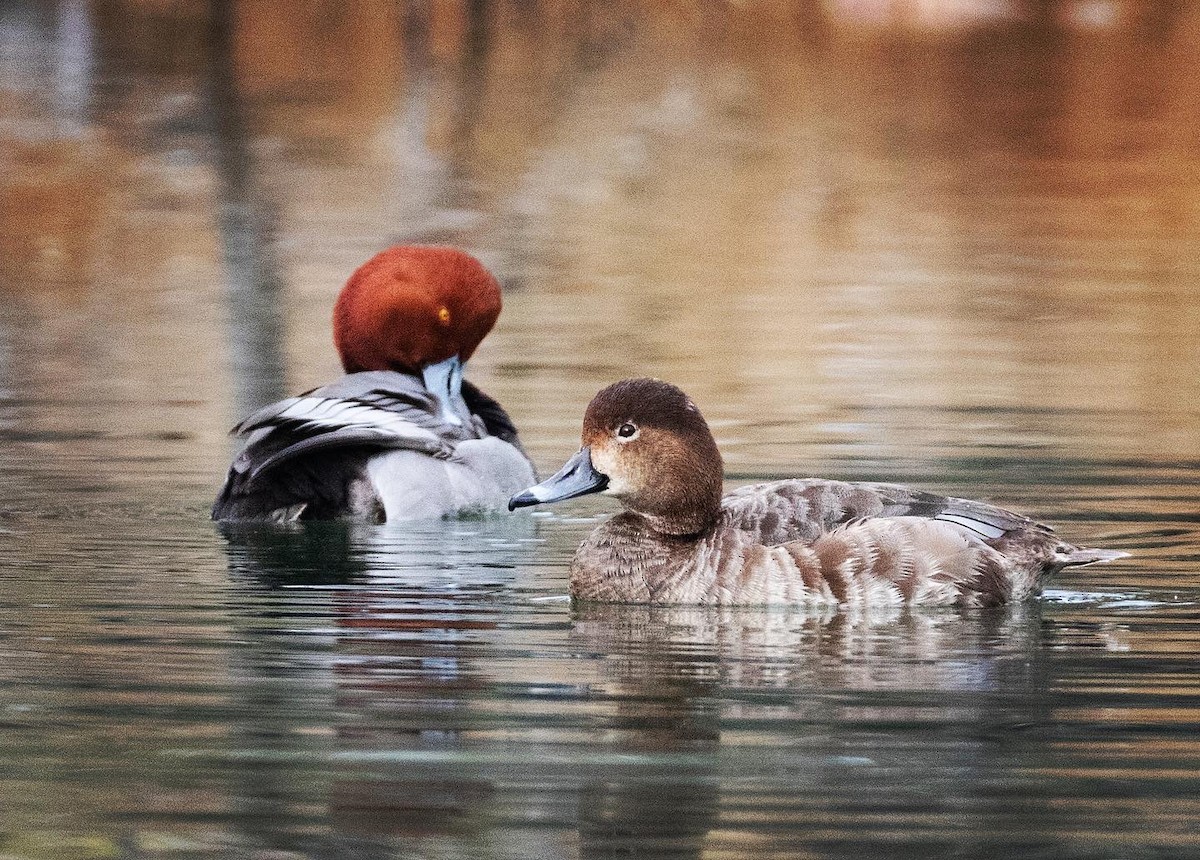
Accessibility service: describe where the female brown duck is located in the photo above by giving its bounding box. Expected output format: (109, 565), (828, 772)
(509, 378), (1124, 606)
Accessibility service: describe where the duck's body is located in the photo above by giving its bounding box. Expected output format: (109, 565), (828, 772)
(213, 246), (535, 523)
(570, 478), (1115, 606)
(213, 371), (534, 522)
(511, 379), (1124, 607)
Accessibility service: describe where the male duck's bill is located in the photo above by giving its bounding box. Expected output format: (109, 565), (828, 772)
(508, 447), (608, 509)
(421, 354), (472, 428)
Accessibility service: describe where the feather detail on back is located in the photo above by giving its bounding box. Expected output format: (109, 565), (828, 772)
(213, 371), (529, 522)
(232, 395), (451, 481)
(721, 479), (1046, 545)
(227, 372), (477, 484)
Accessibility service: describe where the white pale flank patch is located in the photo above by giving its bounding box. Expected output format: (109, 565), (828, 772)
(367, 438), (536, 520)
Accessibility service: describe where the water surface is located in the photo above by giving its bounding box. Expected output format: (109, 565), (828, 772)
(1, 2), (1198, 858)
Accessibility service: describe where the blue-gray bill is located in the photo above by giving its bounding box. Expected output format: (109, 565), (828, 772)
(508, 447), (609, 510)
(421, 354), (472, 427)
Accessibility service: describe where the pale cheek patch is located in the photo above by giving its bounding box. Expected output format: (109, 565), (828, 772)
(590, 444), (619, 479)
(590, 442), (638, 499)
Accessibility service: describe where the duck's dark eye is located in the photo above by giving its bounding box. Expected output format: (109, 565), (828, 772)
(617, 422), (638, 438)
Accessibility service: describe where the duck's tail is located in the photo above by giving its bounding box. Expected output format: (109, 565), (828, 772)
(1060, 546), (1130, 567)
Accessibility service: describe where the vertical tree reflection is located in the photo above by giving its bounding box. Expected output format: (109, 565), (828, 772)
(207, 0), (287, 416)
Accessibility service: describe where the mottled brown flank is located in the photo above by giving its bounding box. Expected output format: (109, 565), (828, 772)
(784, 543), (821, 592)
(814, 540), (850, 601)
(570, 476), (1117, 607)
(869, 531), (904, 591)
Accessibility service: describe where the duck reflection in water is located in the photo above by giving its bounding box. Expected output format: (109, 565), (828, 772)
(218, 517), (541, 855)
(568, 601), (1053, 858)
(219, 513), (536, 589)
(219, 510), (1055, 858)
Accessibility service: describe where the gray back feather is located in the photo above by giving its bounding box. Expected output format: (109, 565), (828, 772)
(229, 371), (477, 485)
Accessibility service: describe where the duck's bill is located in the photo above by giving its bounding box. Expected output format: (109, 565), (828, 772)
(508, 447), (609, 510)
(422, 354), (472, 427)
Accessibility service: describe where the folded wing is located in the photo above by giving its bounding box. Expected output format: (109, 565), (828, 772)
(213, 371), (474, 521)
(723, 478), (1050, 545)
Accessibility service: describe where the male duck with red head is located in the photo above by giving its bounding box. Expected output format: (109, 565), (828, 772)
(510, 378), (1125, 606)
(213, 245), (535, 522)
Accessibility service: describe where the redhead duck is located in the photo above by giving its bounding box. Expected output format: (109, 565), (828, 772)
(213, 246), (535, 522)
(509, 378), (1125, 606)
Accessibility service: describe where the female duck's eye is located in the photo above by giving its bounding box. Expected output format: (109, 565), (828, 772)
(617, 422), (638, 438)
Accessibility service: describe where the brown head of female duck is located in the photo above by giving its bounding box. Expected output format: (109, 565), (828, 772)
(510, 378), (1126, 607)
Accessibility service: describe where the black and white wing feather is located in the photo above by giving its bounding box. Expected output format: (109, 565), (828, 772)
(231, 394), (451, 481)
(213, 371), (477, 521)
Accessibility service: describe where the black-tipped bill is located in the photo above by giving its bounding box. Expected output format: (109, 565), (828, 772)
(508, 447), (609, 510)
